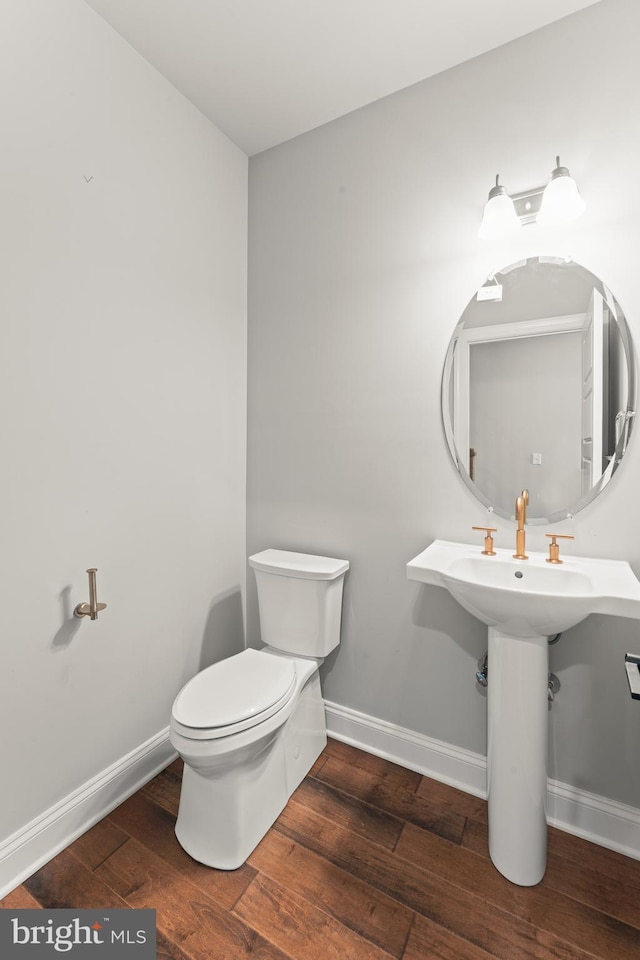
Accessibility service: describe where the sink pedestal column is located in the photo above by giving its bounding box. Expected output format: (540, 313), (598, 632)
(487, 628), (549, 886)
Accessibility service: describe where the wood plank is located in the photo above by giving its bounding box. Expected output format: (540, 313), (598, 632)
(308, 751), (327, 777)
(107, 790), (255, 910)
(324, 738), (422, 789)
(95, 836), (290, 960)
(290, 777), (403, 851)
(461, 810), (489, 857)
(277, 797), (609, 960)
(316, 755), (466, 843)
(404, 913), (500, 960)
(544, 851), (640, 933)
(416, 772), (488, 824)
(248, 827), (413, 958)
(140, 767), (182, 817)
(396, 821), (640, 960)
(0, 885), (42, 908)
(23, 849), (128, 909)
(547, 825), (640, 893)
(234, 873), (394, 960)
(156, 931), (191, 960)
(69, 817), (129, 870)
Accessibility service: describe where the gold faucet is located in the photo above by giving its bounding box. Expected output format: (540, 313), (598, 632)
(513, 489), (529, 560)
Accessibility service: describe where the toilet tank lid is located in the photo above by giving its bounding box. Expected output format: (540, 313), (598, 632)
(249, 549), (349, 580)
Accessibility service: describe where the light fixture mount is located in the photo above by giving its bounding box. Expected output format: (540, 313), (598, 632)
(487, 175), (509, 201)
(510, 185), (545, 225)
(550, 156), (571, 180)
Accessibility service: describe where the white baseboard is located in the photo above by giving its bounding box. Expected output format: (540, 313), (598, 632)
(0, 728), (177, 900)
(324, 700), (640, 862)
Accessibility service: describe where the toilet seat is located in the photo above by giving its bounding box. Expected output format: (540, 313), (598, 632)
(171, 648), (297, 741)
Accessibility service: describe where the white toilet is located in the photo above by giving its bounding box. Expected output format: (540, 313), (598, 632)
(169, 548), (349, 869)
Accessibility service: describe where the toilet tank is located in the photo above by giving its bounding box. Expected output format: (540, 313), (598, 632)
(249, 549), (349, 657)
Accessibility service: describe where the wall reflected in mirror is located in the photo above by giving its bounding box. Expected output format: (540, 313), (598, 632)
(442, 257), (636, 523)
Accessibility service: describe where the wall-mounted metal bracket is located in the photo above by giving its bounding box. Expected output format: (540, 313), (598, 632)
(511, 186), (545, 225)
(74, 568), (107, 621)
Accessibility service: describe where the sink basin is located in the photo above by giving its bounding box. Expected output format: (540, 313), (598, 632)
(407, 539), (640, 637)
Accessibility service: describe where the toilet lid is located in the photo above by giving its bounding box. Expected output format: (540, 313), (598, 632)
(172, 648), (296, 730)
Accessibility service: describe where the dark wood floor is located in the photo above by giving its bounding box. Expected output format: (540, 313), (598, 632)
(2, 738), (640, 959)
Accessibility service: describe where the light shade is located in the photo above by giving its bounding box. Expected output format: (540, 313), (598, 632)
(537, 157), (586, 226)
(478, 176), (520, 240)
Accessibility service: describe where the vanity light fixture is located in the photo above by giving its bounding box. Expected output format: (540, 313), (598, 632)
(479, 156), (585, 240)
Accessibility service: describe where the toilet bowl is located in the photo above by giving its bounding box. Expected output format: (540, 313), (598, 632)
(169, 548), (349, 869)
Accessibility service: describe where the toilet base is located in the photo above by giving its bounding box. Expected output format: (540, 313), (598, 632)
(174, 669), (326, 869)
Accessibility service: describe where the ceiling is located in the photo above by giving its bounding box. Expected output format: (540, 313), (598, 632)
(83, 0), (601, 156)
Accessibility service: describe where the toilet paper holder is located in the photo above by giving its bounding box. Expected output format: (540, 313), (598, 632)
(625, 653), (640, 700)
(74, 568), (107, 621)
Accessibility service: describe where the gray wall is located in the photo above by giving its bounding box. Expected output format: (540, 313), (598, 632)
(248, 0), (640, 807)
(0, 0), (247, 842)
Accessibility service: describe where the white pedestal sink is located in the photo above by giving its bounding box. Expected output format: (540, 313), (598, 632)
(407, 539), (640, 885)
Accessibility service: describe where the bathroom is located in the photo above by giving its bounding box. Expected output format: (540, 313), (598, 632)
(1, 0), (639, 952)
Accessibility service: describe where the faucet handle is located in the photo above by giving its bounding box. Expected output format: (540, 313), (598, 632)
(472, 526), (497, 556)
(545, 533), (574, 564)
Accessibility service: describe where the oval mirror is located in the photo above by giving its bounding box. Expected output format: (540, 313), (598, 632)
(442, 257), (636, 523)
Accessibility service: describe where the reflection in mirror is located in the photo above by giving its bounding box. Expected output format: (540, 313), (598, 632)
(442, 257), (636, 523)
